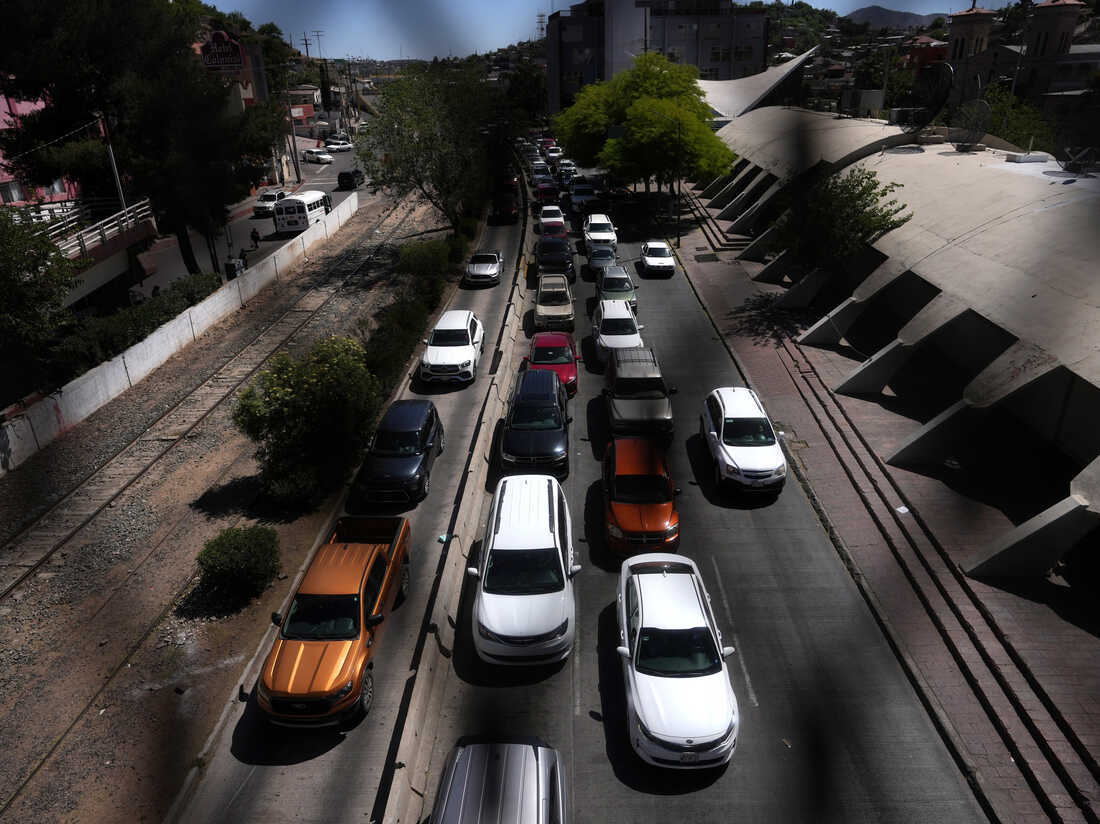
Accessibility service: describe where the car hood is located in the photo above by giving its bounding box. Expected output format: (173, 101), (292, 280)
(422, 345), (475, 366)
(361, 452), (424, 482)
(466, 263), (499, 276)
(608, 396), (672, 424)
(502, 426), (568, 459)
(537, 302), (574, 319)
(633, 669), (736, 740)
(721, 442), (785, 473)
(643, 255), (674, 267)
(596, 332), (643, 351)
(263, 639), (358, 696)
(528, 362), (577, 386)
(539, 252), (572, 266)
(587, 231), (616, 243)
(479, 589), (570, 637)
(609, 500), (675, 533)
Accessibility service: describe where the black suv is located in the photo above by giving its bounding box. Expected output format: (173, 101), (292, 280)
(500, 369), (570, 477)
(536, 237), (576, 283)
(338, 168), (366, 190)
(350, 400), (444, 505)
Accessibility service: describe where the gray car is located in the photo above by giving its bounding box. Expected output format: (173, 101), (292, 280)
(595, 265), (638, 313)
(603, 346), (676, 436)
(586, 245), (616, 279)
(465, 249), (503, 285)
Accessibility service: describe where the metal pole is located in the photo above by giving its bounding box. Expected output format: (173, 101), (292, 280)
(676, 117), (682, 247)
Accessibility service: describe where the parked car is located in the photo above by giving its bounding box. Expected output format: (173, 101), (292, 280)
(604, 347), (676, 436)
(536, 220), (569, 242)
(583, 213), (618, 252)
(337, 168), (366, 190)
(586, 245), (617, 279)
(253, 189), (289, 217)
(536, 237), (576, 282)
(535, 274), (575, 332)
(430, 741), (570, 824)
(258, 517), (411, 725)
(500, 370), (571, 476)
(602, 437), (680, 554)
(467, 474), (580, 663)
(592, 299), (643, 362)
(701, 386), (787, 493)
(524, 331), (579, 396)
(545, 145), (564, 164)
(538, 205), (566, 234)
(530, 161), (551, 181)
(595, 265), (638, 313)
(324, 139), (354, 152)
(540, 205), (565, 224)
(350, 400), (444, 505)
(465, 249), (504, 286)
(567, 181), (596, 213)
(536, 182), (560, 209)
(492, 191), (519, 223)
(420, 309), (485, 384)
(640, 240), (676, 277)
(302, 148), (334, 164)
(616, 553), (739, 767)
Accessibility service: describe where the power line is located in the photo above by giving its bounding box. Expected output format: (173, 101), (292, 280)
(3, 117), (101, 164)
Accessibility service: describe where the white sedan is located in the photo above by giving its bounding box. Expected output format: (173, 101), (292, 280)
(617, 554), (739, 768)
(324, 140), (354, 153)
(640, 240), (676, 276)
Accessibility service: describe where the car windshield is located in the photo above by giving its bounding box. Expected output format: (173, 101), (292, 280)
(590, 248), (614, 262)
(282, 594), (360, 640)
(510, 403), (563, 431)
(259, 193), (278, 202)
(429, 329), (470, 347)
(612, 474), (671, 503)
(600, 317), (637, 336)
(532, 345), (573, 365)
(483, 548), (565, 595)
(373, 428), (421, 455)
(722, 417), (777, 447)
(612, 377), (667, 399)
(542, 209), (562, 219)
(646, 246), (672, 258)
(601, 276), (632, 293)
(540, 289), (571, 306)
(470, 254), (498, 265)
(636, 627), (721, 677)
(588, 223), (613, 234)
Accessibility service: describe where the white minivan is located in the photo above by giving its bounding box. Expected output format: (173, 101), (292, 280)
(467, 475), (580, 665)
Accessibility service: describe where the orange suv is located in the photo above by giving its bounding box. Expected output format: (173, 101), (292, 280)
(257, 517), (410, 726)
(602, 437), (680, 554)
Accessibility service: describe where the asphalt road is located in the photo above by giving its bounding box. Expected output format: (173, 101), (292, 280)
(176, 174), (988, 824)
(176, 202), (526, 824)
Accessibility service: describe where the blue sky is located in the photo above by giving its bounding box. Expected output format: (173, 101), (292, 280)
(209, 0), (1012, 60)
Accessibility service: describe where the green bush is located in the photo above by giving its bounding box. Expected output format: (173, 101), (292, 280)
(233, 336), (382, 505)
(447, 233), (467, 263)
(196, 525), (280, 604)
(397, 239), (450, 279)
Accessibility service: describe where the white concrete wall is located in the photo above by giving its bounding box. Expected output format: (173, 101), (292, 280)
(0, 192), (359, 478)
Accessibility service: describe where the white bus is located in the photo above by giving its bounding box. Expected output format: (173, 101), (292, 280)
(273, 190), (332, 233)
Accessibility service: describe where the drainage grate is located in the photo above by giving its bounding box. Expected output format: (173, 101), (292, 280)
(694, 253), (719, 262)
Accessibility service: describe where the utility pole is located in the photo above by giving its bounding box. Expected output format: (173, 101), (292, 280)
(312, 30), (325, 60)
(300, 32), (311, 59)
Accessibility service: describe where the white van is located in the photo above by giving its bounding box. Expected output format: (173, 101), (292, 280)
(273, 190), (332, 233)
(466, 474), (580, 664)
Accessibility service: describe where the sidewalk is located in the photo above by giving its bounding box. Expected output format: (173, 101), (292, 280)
(676, 224), (1100, 824)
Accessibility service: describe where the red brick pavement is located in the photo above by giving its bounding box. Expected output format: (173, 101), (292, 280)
(676, 226), (1100, 824)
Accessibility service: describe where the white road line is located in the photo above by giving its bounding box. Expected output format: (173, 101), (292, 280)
(573, 608), (583, 717)
(709, 555), (759, 709)
(224, 764), (256, 816)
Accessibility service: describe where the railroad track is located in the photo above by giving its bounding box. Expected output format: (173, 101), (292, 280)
(777, 336), (1100, 824)
(0, 196), (419, 605)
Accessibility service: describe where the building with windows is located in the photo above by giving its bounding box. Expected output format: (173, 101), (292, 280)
(547, 0), (768, 112)
(0, 96), (79, 210)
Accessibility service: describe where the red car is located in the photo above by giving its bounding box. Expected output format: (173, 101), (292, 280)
(537, 221), (569, 242)
(524, 331), (578, 396)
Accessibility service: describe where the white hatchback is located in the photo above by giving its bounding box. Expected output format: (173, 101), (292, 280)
(468, 475), (580, 665)
(701, 386), (786, 493)
(420, 309), (485, 383)
(592, 299), (643, 362)
(640, 240), (676, 277)
(617, 554), (739, 768)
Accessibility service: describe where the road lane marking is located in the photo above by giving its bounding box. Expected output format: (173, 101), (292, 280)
(709, 556), (759, 709)
(224, 764), (257, 817)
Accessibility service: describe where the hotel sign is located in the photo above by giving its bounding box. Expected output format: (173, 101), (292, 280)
(201, 32), (244, 70)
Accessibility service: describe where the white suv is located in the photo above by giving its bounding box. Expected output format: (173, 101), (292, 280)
(467, 475), (580, 665)
(420, 309), (485, 383)
(701, 386), (786, 493)
(583, 213), (618, 252)
(592, 299), (643, 362)
(617, 554), (739, 768)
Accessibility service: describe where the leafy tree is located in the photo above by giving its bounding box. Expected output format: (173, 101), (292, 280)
(0, 208), (80, 395)
(233, 336), (382, 504)
(506, 60), (548, 124)
(777, 167), (911, 265)
(360, 62), (494, 231)
(981, 82), (1055, 152)
(854, 50), (915, 109)
(553, 82), (616, 168)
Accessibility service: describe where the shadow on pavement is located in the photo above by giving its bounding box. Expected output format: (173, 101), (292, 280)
(584, 480), (618, 573)
(191, 474), (315, 524)
(723, 293), (815, 348)
(580, 335), (604, 374)
(230, 687), (346, 766)
(585, 397), (609, 461)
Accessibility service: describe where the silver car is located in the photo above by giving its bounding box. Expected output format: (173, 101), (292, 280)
(465, 249), (503, 285)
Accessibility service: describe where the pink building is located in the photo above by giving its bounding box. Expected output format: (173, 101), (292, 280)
(0, 95), (80, 207)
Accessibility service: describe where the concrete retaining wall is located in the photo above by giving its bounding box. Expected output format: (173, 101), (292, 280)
(0, 192), (359, 478)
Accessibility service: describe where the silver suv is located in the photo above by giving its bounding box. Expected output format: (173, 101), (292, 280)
(604, 347), (676, 435)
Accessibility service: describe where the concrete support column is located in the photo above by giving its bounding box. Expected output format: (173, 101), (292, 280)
(728, 181), (782, 235)
(836, 339), (914, 395)
(888, 399), (975, 466)
(717, 170), (774, 221)
(754, 249), (800, 284)
(776, 267), (831, 309)
(798, 297), (865, 346)
(701, 161), (744, 199)
(966, 495), (1100, 577)
(708, 162), (759, 210)
(740, 224), (778, 263)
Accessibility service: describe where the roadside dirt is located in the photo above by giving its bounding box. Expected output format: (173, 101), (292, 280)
(0, 194), (451, 824)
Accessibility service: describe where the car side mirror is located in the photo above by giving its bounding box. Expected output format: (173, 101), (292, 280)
(365, 613), (384, 629)
(522, 356), (529, 363)
(422, 338), (428, 345)
(637, 324), (645, 330)
(674, 487), (682, 495)
(466, 567), (480, 579)
(669, 387), (678, 395)
(271, 611), (282, 627)
(616, 646), (630, 659)
(567, 416), (573, 423)
(425, 440), (434, 450)
(569, 563), (583, 577)
(722, 645), (736, 659)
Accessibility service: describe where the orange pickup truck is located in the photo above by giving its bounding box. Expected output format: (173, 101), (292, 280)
(257, 516), (411, 727)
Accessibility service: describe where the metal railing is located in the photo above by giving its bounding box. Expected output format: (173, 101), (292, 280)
(45, 198), (156, 259)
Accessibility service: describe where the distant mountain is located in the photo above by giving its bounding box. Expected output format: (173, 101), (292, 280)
(845, 5), (947, 28)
